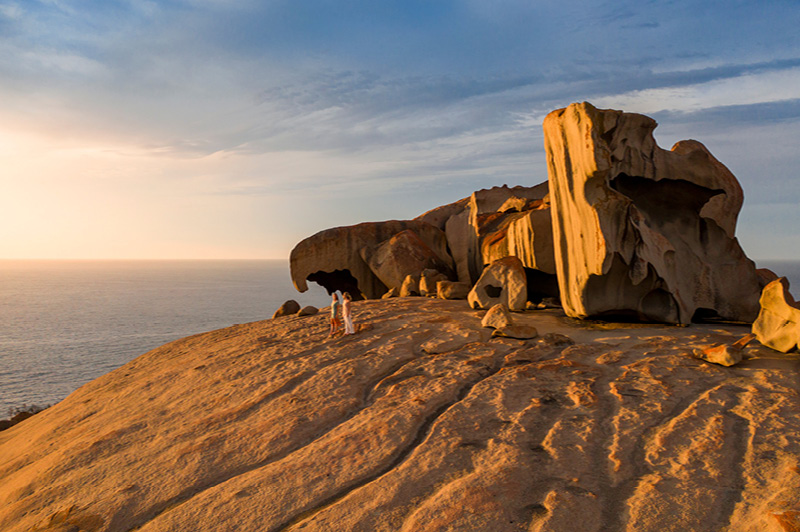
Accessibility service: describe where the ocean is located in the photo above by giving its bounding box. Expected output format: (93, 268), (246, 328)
(0, 260), (329, 414)
(1, 259), (798, 416)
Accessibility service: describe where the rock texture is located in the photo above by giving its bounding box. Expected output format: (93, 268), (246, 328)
(543, 101), (761, 324)
(290, 221), (452, 299)
(415, 184), (556, 289)
(436, 281), (471, 300)
(2, 298), (800, 532)
(273, 300), (301, 318)
(481, 303), (513, 329)
(468, 256), (527, 311)
(297, 306), (319, 317)
(753, 278), (800, 353)
(360, 231), (454, 291)
(419, 269), (448, 297)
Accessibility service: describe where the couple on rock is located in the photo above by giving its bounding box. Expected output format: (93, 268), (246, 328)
(329, 292), (355, 337)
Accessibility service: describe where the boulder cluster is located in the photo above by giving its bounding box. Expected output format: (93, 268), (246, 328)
(289, 101), (794, 347)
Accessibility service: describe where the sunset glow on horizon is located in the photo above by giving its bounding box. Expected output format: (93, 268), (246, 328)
(2, 1), (800, 261)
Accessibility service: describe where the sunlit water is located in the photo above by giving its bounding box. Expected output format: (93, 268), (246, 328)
(0, 259), (797, 416)
(0, 260), (328, 414)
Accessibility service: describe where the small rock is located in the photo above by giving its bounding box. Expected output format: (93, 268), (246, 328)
(481, 304), (513, 329)
(400, 274), (420, 297)
(381, 287), (399, 299)
(297, 306), (319, 317)
(419, 269), (448, 297)
(272, 300), (301, 319)
(540, 333), (575, 347)
(692, 333), (754, 367)
(538, 297), (562, 309)
(437, 281), (471, 300)
(492, 325), (539, 340)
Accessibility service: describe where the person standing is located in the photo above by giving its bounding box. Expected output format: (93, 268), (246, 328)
(342, 292), (355, 335)
(329, 292), (341, 337)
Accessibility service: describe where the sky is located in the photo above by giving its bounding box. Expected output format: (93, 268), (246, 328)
(1, 0), (799, 261)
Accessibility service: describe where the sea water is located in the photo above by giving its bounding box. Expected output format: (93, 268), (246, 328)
(0, 260), (329, 414)
(1, 259), (798, 415)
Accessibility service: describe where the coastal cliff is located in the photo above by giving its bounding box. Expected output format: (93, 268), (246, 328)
(2, 298), (800, 531)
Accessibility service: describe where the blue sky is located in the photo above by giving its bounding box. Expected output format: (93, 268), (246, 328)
(1, 0), (799, 260)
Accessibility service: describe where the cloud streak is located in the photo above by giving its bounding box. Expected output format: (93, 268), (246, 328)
(2, 0), (800, 258)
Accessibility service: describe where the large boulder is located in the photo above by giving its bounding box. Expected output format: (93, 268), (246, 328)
(752, 278), (800, 353)
(290, 220), (452, 300)
(467, 256), (527, 311)
(360, 232), (453, 291)
(543, 101), (761, 324)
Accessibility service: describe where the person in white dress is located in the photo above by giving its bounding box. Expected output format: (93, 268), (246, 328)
(342, 292), (355, 335)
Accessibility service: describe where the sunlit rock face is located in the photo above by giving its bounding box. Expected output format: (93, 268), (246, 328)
(290, 221), (452, 299)
(416, 184), (556, 292)
(543, 101), (761, 324)
(752, 278), (800, 353)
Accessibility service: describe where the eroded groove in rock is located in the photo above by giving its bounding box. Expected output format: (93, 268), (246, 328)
(276, 358), (505, 532)
(129, 344), (430, 531)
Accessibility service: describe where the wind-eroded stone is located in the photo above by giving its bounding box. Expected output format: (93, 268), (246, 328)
(543, 101), (761, 324)
(752, 278), (800, 353)
(468, 256), (527, 311)
(290, 220), (452, 299)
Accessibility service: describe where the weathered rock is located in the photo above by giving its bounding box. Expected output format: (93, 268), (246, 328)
(381, 287), (399, 299)
(419, 269), (448, 297)
(420, 329), (482, 354)
(417, 184), (553, 286)
(2, 298), (800, 532)
(752, 278), (800, 353)
(543, 101), (761, 324)
(693, 334), (754, 366)
(360, 230), (453, 292)
(491, 325), (539, 340)
(436, 280), (471, 300)
(481, 303), (513, 329)
(297, 305), (319, 317)
(399, 274), (420, 297)
(467, 256), (527, 311)
(272, 300), (301, 318)
(290, 220), (452, 299)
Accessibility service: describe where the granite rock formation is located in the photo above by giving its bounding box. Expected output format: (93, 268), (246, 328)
(290, 221), (452, 299)
(468, 256), (527, 311)
(416, 184), (556, 289)
(543, 101), (761, 324)
(752, 278), (800, 353)
(360, 231), (454, 292)
(2, 298), (799, 532)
